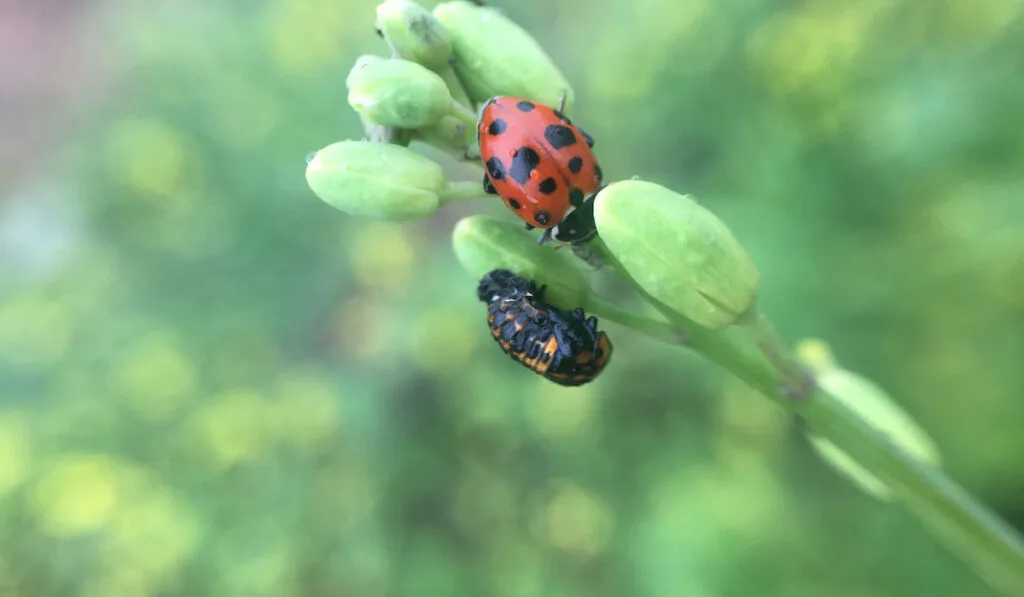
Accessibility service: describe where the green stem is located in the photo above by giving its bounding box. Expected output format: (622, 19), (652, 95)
(581, 294), (687, 347)
(450, 99), (478, 130)
(438, 65), (473, 108)
(438, 180), (485, 205)
(588, 238), (1024, 596)
(737, 306), (815, 399)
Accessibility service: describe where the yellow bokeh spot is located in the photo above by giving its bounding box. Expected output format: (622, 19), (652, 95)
(108, 487), (201, 579)
(0, 413), (31, 495)
(191, 389), (273, 469)
(272, 370), (340, 449)
(105, 118), (191, 198)
(942, 0), (1021, 43)
(31, 454), (120, 536)
(207, 76), (281, 149)
(0, 296), (71, 367)
(349, 223), (417, 295)
(115, 332), (196, 421)
(410, 307), (477, 374)
(331, 297), (397, 361)
(526, 381), (597, 439)
(541, 482), (612, 557)
(748, 3), (886, 97)
(264, 0), (354, 73)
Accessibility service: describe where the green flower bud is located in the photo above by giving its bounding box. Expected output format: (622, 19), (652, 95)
(306, 140), (446, 220)
(594, 180), (760, 330)
(414, 114), (472, 153)
(452, 215), (588, 307)
(347, 55), (453, 129)
(376, 0), (453, 71)
(433, 1), (573, 110)
(797, 339), (942, 501)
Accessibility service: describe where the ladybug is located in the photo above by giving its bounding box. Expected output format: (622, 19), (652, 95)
(476, 269), (612, 386)
(477, 95), (603, 244)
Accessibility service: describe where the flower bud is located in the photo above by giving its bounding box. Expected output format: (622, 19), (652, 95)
(433, 1), (573, 110)
(452, 215), (588, 307)
(414, 114), (472, 154)
(593, 180), (760, 330)
(798, 339), (942, 501)
(376, 0), (453, 71)
(305, 140), (446, 220)
(347, 55), (453, 129)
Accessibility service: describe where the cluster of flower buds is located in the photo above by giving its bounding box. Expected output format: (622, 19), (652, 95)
(306, 0), (762, 330)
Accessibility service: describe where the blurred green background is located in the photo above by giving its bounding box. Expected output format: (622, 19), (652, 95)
(1, 0), (1023, 595)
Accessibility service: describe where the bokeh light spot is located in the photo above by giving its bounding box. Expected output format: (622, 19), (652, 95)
(410, 307), (477, 374)
(105, 118), (191, 198)
(272, 370), (340, 450)
(31, 454), (121, 536)
(191, 389), (273, 469)
(541, 482), (612, 557)
(0, 413), (31, 495)
(0, 296), (71, 368)
(114, 332), (197, 421)
(349, 223), (416, 295)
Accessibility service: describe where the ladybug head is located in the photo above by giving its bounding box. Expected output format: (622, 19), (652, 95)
(550, 196), (598, 244)
(476, 269), (538, 303)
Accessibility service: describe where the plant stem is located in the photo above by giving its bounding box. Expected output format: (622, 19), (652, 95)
(439, 65), (473, 108)
(737, 306), (816, 399)
(450, 99), (478, 130)
(438, 180), (484, 205)
(588, 237), (1024, 596)
(581, 294), (687, 347)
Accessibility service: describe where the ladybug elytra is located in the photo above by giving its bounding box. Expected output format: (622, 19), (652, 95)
(477, 269), (612, 386)
(477, 95), (603, 244)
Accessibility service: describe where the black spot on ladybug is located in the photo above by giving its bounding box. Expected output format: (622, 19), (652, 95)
(487, 118), (507, 136)
(535, 211), (550, 225)
(568, 156), (583, 174)
(482, 172), (497, 194)
(594, 164), (603, 182)
(569, 188), (584, 207)
(486, 157), (506, 181)
(538, 177), (557, 195)
(544, 124), (577, 149)
(516, 100), (535, 112)
(508, 198), (521, 210)
(508, 146), (540, 184)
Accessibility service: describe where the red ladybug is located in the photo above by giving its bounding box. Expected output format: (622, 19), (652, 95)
(477, 96), (603, 244)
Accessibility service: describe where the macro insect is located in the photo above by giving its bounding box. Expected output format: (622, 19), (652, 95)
(477, 269), (612, 386)
(477, 95), (603, 244)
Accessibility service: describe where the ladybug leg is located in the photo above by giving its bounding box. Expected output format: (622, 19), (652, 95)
(537, 228), (554, 245)
(482, 173), (497, 194)
(524, 223), (535, 231)
(579, 127), (595, 148)
(557, 89), (567, 113)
